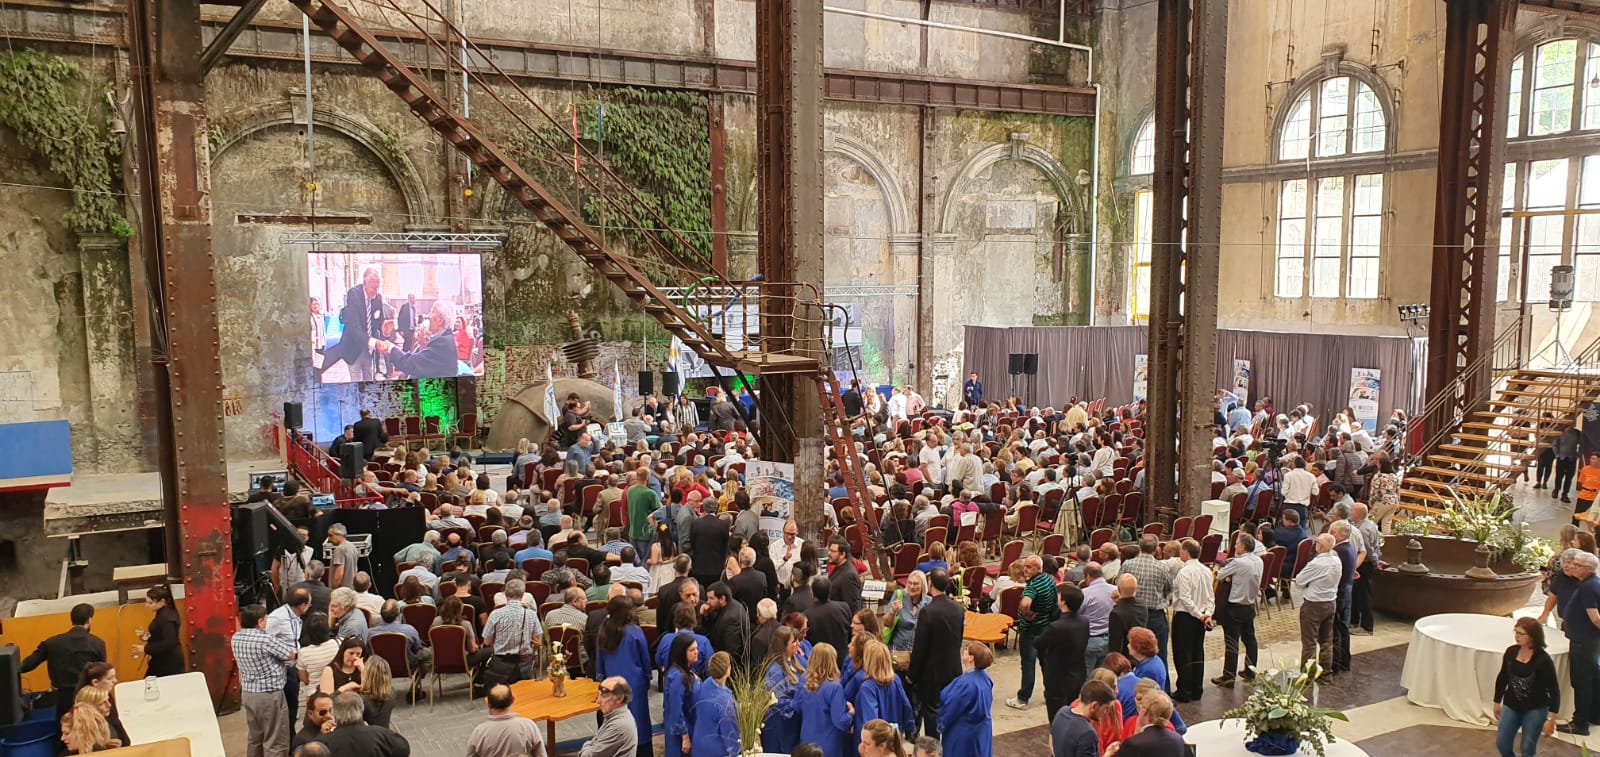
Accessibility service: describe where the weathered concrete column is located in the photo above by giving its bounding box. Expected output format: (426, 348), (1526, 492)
(78, 233), (141, 472)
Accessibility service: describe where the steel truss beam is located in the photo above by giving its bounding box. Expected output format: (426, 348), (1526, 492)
(1426, 0), (1516, 440)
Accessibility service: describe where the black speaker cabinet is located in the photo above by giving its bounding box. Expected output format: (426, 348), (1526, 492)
(0, 644), (21, 728)
(339, 441), (363, 480)
(1023, 354), (1039, 375)
(661, 371), (681, 397)
(637, 371), (655, 395)
(283, 401), (304, 429)
(1008, 354), (1025, 375)
(232, 502), (271, 559)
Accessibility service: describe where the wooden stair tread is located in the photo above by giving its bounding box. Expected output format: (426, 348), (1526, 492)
(1403, 478), (1496, 496)
(1472, 409), (1578, 421)
(703, 350), (822, 376)
(1409, 465), (1516, 483)
(1515, 369), (1597, 380)
(1459, 422), (1563, 435)
(1425, 454), (1533, 472)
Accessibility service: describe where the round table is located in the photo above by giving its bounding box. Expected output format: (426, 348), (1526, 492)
(1182, 720), (1368, 757)
(1400, 612), (1572, 725)
(964, 611), (1013, 645)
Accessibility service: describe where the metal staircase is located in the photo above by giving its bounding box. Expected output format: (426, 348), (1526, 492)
(288, 0), (882, 554)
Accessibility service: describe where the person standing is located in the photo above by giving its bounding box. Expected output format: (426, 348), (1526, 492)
(352, 410), (388, 463)
(1035, 583), (1090, 723)
(793, 644), (853, 757)
(689, 501), (731, 589)
(826, 537), (863, 614)
(1051, 680), (1117, 757)
(327, 523), (360, 589)
(1330, 521), (1360, 674)
(1280, 456), (1318, 526)
(134, 586), (184, 677)
(1494, 617), (1560, 757)
(1120, 535), (1175, 668)
(663, 635), (699, 757)
(482, 580), (544, 681)
(594, 597), (653, 757)
(233, 603), (299, 757)
(1559, 550), (1600, 736)
(1079, 565), (1115, 673)
(1108, 575), (1147, 660)
(321, 267), (385, 382)
(1349, 503), (1382, 635)
(1006, 555), (1060, 711)
(1577, 453), (1600, 526)
(19, 603), (106, 710)
(626, 470), (660, 565)
(465, 683), (548, 757)
(1554, 427), (1584, 505)
(1294, 534), (1341, 676)
(690, 651), (742, 757)
(909, 569), (965, 737)
(936, 642), (995, 757)
(1211, 533), (1263, 688)
(1170, 539), (1214, 702)
(962, 373), (984, 408)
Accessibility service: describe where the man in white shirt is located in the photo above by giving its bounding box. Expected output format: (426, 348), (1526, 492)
(609, 547), (653, 594)
(887, 388), (909, 423)
(351, 573), (385, 619)
(1064, 402), (1089, 432)
(1213, 533), (1263, 686)
(1280, 456), (1319, 525)
(919, 437), (946, 487)
(399, 552), (441, 597)
(1294, 534), (1341, 675)
(948, 444), (983, 496)
(770, 520), (805, 585)
(1171, 539), (1215, 702)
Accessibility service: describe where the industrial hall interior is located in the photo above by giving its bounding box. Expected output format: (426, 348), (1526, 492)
(7, 0), (1600, 757)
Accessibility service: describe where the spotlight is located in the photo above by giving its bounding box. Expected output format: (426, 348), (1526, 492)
(1396, 304), (1430, 325)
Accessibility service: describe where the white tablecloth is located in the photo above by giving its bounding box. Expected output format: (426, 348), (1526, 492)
(1400, 612), (1573, 725)
(114, 672), (226, 757)
(1182, 720), (1368, 757)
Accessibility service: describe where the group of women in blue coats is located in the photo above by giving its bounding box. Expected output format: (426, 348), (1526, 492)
(660, 634), (743, 757)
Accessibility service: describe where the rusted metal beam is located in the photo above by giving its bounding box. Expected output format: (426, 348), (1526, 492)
(196, 0), (268, 73)
(1146, 0), (1190, 520)
(127, 0), (237, 706)
(1426, 0), (1515, 442)
(1, 1), (1095, 116)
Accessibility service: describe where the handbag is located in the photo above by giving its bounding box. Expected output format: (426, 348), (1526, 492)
(883, 589), (903, 643)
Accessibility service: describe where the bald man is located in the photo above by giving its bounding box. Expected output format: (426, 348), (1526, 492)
(375, 300), (460, 379)
(1294, 534), (1341, 674)
(1107, 573), (1147, 659)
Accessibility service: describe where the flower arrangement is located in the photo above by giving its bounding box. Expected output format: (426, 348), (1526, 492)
(729, 661), (775, 755)
(1222, 659), (1348, 757)
(1394, 486), (1554, 572)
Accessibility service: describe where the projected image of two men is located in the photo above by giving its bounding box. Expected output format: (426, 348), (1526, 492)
(309, 251), (485, 383)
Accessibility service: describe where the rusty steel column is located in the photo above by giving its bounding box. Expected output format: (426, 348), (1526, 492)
(1426, 0), (1515, 440)
(709, 92), (729, 274)
(755, 0), (827, 538)
(128, 0), (236, 704)
(1149, 0), (1226, 519)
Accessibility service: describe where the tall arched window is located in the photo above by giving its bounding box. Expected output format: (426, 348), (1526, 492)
(1128, 115), (1155, 319)
(1273, 73), (1391, 299)
(1501, 36), (1600, 303)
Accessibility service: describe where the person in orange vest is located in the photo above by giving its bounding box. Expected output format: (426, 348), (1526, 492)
(1579, 452), (1600, 529)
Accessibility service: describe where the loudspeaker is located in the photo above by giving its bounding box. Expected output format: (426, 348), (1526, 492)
(661, 371), (680, 397)
(1008, 354), (1025, 375)
(1552, 264), (1576, 309)
(339, 441), (363, 480)
(261, 502), (307, 556)
(638, 371), (655, 395)
(0, 644), (21, 728)
(1023, 354), (1039, 375)
(283, 401), (303, 429)
(232, 502), (271, 559)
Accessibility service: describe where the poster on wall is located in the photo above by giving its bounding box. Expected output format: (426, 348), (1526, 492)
(1231, 359), (1252, 405)
(746, 460), (795, 544)
(1348, 368), (1382, 431)
(1583, 402), (1600, 452)
(1133, 354), (1149, 403)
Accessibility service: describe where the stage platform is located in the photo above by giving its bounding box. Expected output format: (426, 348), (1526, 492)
(41, 457), (286, 537)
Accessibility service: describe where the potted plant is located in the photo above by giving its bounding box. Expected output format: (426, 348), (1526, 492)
(1222, 659), (1347, 756)
(729, 662), (775, 756)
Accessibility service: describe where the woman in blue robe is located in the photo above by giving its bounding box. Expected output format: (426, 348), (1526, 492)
(937, 641), (995, 757)
(594, 595), (654, 757)
(853, 640), (915, 739)
(791, 643), (852, 757)
(762, 626), (806, 753)
(689, 651), (742, 757)
(663, 634), (700, 757)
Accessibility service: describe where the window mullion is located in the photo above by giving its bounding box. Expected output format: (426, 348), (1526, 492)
(1343, 174), (1356, 297)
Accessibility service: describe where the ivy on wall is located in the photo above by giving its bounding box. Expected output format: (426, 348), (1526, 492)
(0, 50), (130, 239)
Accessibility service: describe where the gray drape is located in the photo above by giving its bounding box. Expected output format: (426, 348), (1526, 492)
(962, 325), (1414, 423)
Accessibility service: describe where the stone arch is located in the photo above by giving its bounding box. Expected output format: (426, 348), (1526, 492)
(211, 101), (433, 221)
(938, 140), (1078, 234)
(824, 131), (913, 236)
(1267, 60), (1398, 164)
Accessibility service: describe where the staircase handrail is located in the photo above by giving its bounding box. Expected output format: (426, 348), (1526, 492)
(1408, 313), (1528, 466)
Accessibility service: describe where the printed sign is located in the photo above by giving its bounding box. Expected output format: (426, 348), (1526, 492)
(1348, 368), (1381, 432)
(1133, 354), (1149, 403)
(746, 460), (796, 544)
(1231, 359), (1251, 405)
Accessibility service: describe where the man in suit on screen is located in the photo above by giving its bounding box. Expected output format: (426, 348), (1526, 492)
(320, 266), (386, 381)
(376, 300), (461, 379)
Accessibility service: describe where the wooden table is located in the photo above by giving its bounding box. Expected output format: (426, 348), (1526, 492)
(112, 563), (170, 605)
(509, 676), (602, 752)
(963, 611), (1013, 645)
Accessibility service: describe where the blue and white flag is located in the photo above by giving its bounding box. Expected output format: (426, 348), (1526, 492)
(613, 360), (624, 421)
(544, 362), (559, 425)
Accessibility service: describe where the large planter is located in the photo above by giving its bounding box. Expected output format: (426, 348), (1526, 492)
(1374, 535), (1540, 620)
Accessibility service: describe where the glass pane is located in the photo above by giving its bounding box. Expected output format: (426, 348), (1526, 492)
(1350, 216), (1382, 251)
(1503, 162), (1518, 210)
(1280, 179), (1307, 219)
(1509, 56), (1524, 138)
(1526, 159), (1569, 209)
(1318, 78), (1350, 157)
(1527, 254), (1561, 302)
(1311, 257), (1341, 297)
(1132, 117), (1155, 175)
(1533, 40), (1578, 136)
(1498, 218), (1513, 302)
(1588, 44), (1600, 131)
(1353, 83), (1386, 153)
(1280, 95), (1311, 161)
(1276, 179), (1307, 298)
(1353, 174), (1383, 214)
(1582, 155), (1600, 207)
(1134, 190), (1153, 264)
(1276, 257), (1304, 298)
(1347, 258), (1379, 299)
(1577, 252), (1600, 301)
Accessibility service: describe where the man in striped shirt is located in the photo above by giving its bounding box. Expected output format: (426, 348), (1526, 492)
(483, 579), (545, 681)
(1006, 555), (1060, 710)
(1120, 535), (1175, 667)
(233, 603), (298, 757)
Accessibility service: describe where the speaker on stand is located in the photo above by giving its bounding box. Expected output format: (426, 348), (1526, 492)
(339, 441), (363, 481)
(661, 371), (681, 398)
(0, 645), (22, 728)
(1549, 265), (1577, 367)
(638, 371), (655, 396)
(1022, 354), (1039, 407)
(1007, 353), (1024, 404)
(283, 401), (303, 430)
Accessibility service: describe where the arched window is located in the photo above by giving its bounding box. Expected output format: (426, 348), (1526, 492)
(1273, 74), (1390, 299)
(1501, 36), (1600, 303)
(1128, 114), (1155, 319)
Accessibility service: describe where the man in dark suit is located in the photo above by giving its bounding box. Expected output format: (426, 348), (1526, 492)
(328, 425), (358, 460)
(656, 555), (692, 634)
(1116, 692), (1187, 757)
(352, 409), (387, 462)
(700, 582), (750, 668)
(688, 504), (731, 589)
(20, 603), (106, 709)
(909, 568), (964, 738)
(1035, 583), (1090, 724)
(375, 301), (460, 380)
(825, 536), (861, 614)
(396, 294), (417, 341)
(802, 575), (853, 653)
(727, 549), (768, 624)
(1108, 573), (1148, 659)
(321, 266), (385, 381)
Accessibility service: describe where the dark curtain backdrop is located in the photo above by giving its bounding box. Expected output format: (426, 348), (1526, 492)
(962, 325), (1414, 424)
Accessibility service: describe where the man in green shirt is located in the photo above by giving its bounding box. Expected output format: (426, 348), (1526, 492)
(626, 469), (660, 565)
(1006, 554), (1061, 711)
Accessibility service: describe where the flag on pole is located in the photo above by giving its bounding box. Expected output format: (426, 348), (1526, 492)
(613, 361), (624, 421)
(543, 363), (559, 426)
